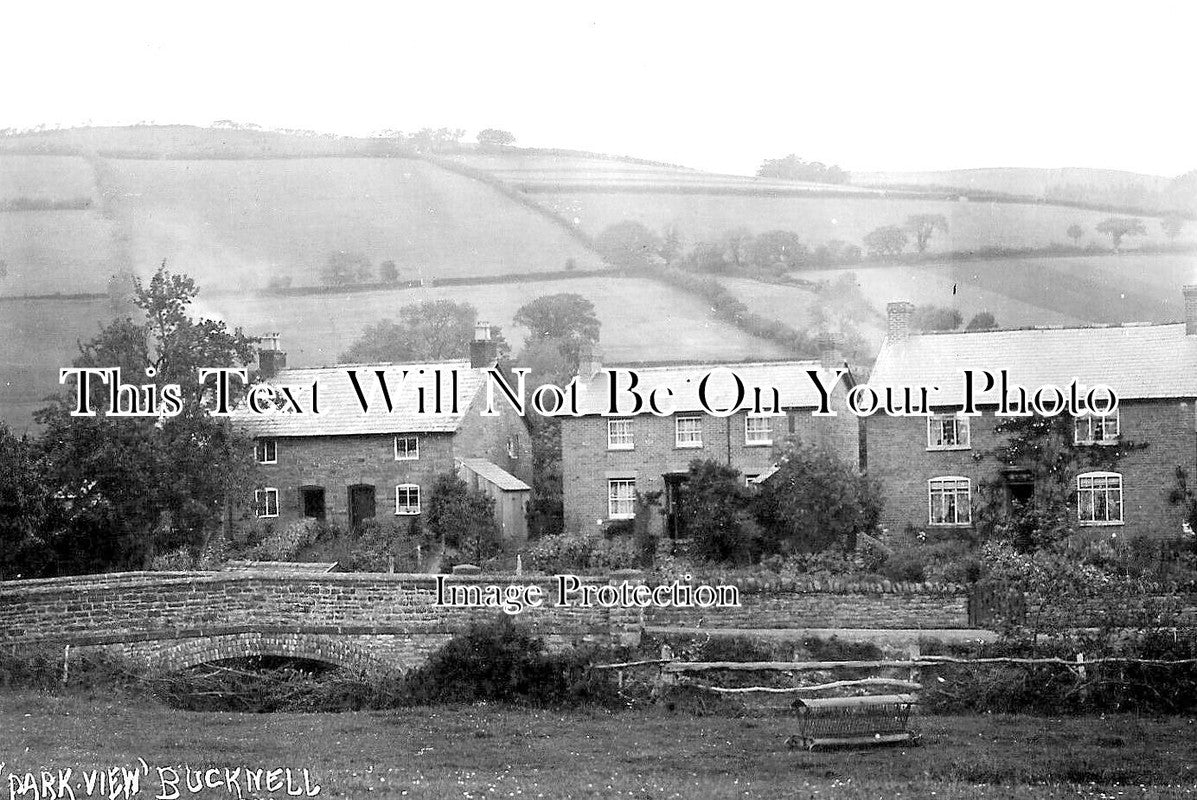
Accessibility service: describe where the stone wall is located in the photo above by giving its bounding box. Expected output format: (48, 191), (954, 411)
(644, 579), (971, 630)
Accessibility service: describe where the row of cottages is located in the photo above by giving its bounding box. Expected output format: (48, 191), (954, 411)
(867, 289), (1197, 540)
(558, 354), (861, 539)
(232, 330), (534, 545)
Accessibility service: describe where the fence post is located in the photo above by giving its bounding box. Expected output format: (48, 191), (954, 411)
(908, 643), (921, 686)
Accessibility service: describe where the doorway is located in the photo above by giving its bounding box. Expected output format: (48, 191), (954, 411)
(663, 473), (689, 539)
(347, 484), (376, 529)
(300, 486), (326, 521)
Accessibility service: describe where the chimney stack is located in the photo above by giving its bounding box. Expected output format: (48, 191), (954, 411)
(257, 333), (287, 379)
(1184, 286), (1197, 335)
(817, 334), (843, 371)
(470, 322), (498, 368)
(886, 301), (915, 342)
(576, 340), (602, 380)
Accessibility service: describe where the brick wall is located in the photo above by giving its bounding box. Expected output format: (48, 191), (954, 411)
(868, 399), (1196, 541)
(561, 405), (859, 537)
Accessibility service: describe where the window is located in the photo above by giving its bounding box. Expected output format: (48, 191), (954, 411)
(745, 415), (772, 446)
(928, 477), (971, 525)
(927, 414), (970, 450)
(1075, 411), (1120, 445)
(744, 474), (760, 488)
(1077, 472), (1123, 525)
(608, 419), (634, 450)
(255, 438), (277, 464)
(675, 416), (703, 448)
(507, 434), (519, 459)
(255, 488), (279, 518)
(395, 484), (421, 515)
(608, 479), (635, 519)
(394, 435), (419, 461)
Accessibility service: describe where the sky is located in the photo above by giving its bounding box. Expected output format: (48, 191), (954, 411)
(3, 0), (1194, 177)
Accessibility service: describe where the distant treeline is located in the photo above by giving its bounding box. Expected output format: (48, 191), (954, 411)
(0, 196), (92, 212)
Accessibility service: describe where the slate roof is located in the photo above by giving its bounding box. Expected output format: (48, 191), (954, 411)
(570, 361), (848, 416)
(231, 361), (486, 437)
(458, 458), (531, 491)
(870, 323), (1197, 406)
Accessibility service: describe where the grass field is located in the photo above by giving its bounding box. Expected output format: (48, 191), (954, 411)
(535, 191), (1191, 254)
(2, 692), (1194, 799)
(0, 154), (96, 201)
(0, 276), (788, 431)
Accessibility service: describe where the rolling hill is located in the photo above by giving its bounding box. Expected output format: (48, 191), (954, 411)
(3, 125), (1196, 432)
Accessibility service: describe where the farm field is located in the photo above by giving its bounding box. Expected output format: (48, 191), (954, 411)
(0, 156), (604, 296)
(534, 191), (1190, 253)
(800, 251), (1197, 328)
(0, 154), (96, 201)
(0, 275), (787, 431)
(2, 692), (1195, 799)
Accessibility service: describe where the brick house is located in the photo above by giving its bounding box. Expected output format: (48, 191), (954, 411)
(233, 331), (532, 545)
(560, 356), (861, 539)
(867, 288), (1197, 542)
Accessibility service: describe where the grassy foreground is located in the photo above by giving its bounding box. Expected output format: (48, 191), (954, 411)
(1, 692), (1195, 799)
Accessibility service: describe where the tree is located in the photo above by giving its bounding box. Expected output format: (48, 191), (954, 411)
(905, 214), (949, 254)
(107, 270), (138, 315)
(0, 424), (55, 579)
(1095, 217), (1147, 250)
(513, 293), (601, 350)
(685, 242), (730, 273)
(756, 154), (848, 184)
(476, 128), (516, 147)
(1161, 213), (1187, 240)
(1066, 224), (1085, 244)
(755, 443), (882, 554)
(33, 265), (257, 574)
(679, 460), (759, 564)
(426, 472), (501, 563)
(321, 251), (372, 287)
(965, 311), (997, 331)
(340, 300), (510, 363)
(913, 305), (963, 332)
(594, 221), (661, 269)
(660, 225), (683, 264)
(862, 225), (908, 257)
(379, 260), (400, 283)
(749, 230), (808, 271)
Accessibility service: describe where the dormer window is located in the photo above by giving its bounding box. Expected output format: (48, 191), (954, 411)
(255, 438), (277, 464)
(927, 414), (970, 450)
(394, 435), (419, 461)
(1074, 411), (1119, 445)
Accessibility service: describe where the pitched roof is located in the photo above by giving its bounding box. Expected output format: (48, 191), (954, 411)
(458, 458), (531, 491)
(230, 361), (486, 437)
(870, 323), (1197, 405)
(570, 360), (847, 416)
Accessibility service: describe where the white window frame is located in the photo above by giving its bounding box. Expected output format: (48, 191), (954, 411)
(255, 438), (277, 464)
(928, 476), (971, 526)
(675, 416), (703, 449)
(395, 484), (421, 515)
(927, 414), (971, 450)
(394, 435), (419, 461)
(1074, 410), (1120, 445)
(607, 419), (635, 450)
(1077, 472), (1123, 526)
(255, 488), (279, 518)
(744, 415), (773, 446)
(608, 478), (636, 520)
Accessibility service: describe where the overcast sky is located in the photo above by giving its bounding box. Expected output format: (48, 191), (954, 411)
(4, 0), (1193, 177)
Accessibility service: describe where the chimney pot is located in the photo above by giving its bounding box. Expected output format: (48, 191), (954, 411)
(470, 324), (498, 368)
(257, 334), (287, 378)
(474, 322), (491, 342)
(1184, 286), (1197, 335)
(886, 301), (915, 342)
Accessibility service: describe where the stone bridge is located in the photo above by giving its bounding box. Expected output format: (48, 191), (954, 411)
(0, 571), (644, 676)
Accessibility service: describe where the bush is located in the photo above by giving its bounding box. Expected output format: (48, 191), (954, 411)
(525, 532), (639, 574)
(0, 646), (138, 692)
(405, 617), (619, 706)
(252, 518), (329, 561)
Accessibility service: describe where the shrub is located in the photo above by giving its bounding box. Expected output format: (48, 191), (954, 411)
(253, 519), (329, 561)
(0, 646), (138, 692)
(525, 532), (639, 574)
(880, 549), (926, 582)
(405, 617), (619, 706)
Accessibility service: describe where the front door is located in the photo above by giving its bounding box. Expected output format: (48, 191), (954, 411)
(347, 484), (376, 529)
(663, 473), (688, 539)
(301, 486), (326, 521)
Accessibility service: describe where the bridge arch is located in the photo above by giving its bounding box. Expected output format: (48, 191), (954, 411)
(150, 632), (394, 676)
